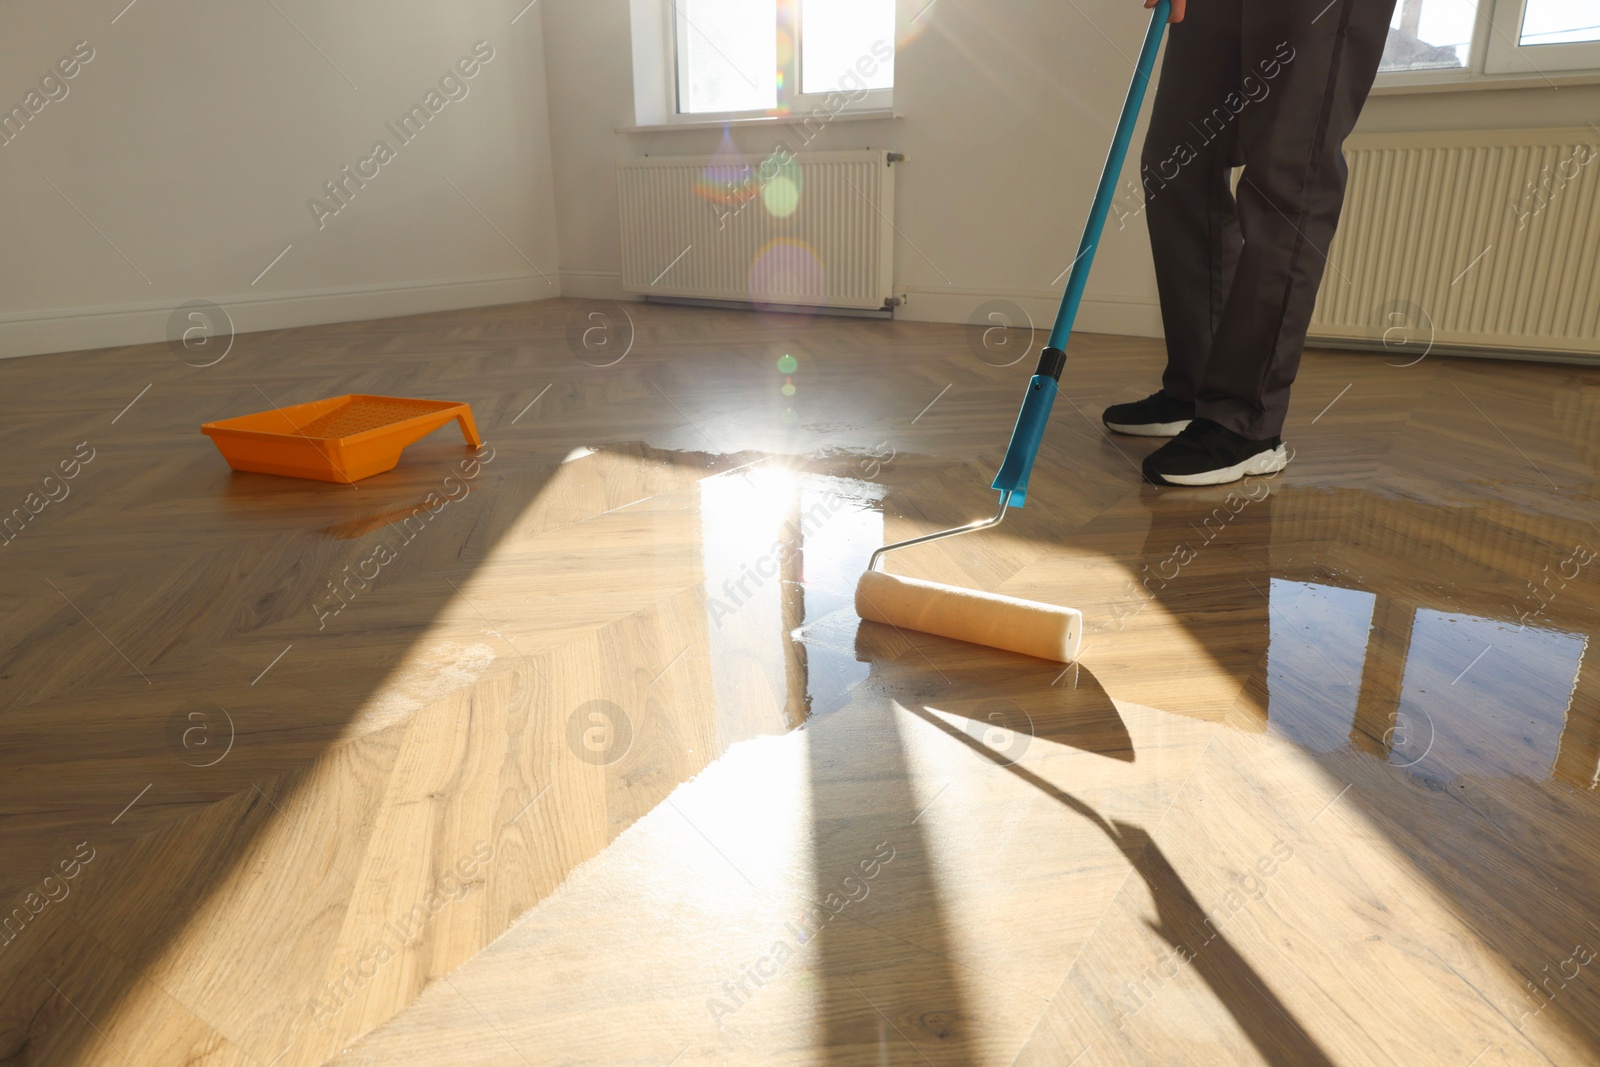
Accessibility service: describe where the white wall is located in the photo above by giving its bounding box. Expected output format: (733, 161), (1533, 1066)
(7, 1), (1592, 358)
(541, 0), (1600, 339)
(0, 0), (562, 358)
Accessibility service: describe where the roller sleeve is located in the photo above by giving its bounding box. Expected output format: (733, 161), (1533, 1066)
(855, 570), (1082, 663)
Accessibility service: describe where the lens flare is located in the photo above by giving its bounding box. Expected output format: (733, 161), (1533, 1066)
(897, 0), (932, 47)
(748, 239), (827, 309)
(774, 30), (793, 111)
(695, 129), (756, 207)
(762, 172), (802, 218)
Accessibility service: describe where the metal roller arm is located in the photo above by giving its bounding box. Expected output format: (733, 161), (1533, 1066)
(868, 492), (1013, 571)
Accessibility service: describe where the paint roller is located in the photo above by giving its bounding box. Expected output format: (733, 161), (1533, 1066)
(855, 2), (1171, 663)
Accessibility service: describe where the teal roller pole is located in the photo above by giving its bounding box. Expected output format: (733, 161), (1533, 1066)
(1049, 0), (1170, 352)
(993, 1), (1170, 506)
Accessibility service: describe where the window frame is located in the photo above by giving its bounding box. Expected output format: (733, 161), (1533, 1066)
(1485, 0), (1600, 74)
(1374, 0), (1600, 89)
(669, 0), (894, 123)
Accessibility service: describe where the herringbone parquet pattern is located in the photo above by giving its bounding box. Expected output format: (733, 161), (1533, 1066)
(1, 299), (1597, 1066)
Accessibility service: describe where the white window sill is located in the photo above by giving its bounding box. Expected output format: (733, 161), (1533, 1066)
(1370, 70), (1600, 95)
(617, 108), (900, 134)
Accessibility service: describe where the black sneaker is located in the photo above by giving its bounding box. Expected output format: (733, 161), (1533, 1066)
(1141, 418), (1289, 486)
(1103, 392), (1194, 436)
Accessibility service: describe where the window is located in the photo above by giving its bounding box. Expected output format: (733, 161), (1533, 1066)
(1486, 0), (1600, 74)
(1519, 0), (1600, 45)
(1380, 0), (1476, 72)
(672, 0), (894, 118)
(1378, 0), (1600, 82)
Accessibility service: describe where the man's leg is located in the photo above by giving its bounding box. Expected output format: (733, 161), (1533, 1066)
(1142, 0), (1246, 405)
(1199, 0), (1399, 439)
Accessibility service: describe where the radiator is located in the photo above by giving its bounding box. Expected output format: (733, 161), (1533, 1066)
(617, 149), (896, 311)
(1309, 127), (1600, 362)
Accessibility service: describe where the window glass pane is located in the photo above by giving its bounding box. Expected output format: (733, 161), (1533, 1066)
(679, 0), (777, 114)
(1380, 0), (1476, 71)
(801, 0), (895, 95)
(1263, 580), (1376, 752)
(1521, 0), (1600, 45)
(1393, 609), (1586, 781)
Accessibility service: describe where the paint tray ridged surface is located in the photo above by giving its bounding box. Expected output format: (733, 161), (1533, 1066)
(202, 394), (482, 483)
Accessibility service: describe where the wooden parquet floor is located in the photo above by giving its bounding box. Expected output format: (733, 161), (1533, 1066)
(0, 298), (1597, 1066)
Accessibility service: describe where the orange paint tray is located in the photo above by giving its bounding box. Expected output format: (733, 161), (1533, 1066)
(201, 394), (481, 483)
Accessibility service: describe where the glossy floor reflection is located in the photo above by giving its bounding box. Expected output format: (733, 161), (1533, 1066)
(1265, 576), (1590, 781)
(0, 299), (1596, 1065)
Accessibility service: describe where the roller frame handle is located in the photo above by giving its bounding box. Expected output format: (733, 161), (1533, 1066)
(990, 375), (1057, 508)
(993, 0), (1170, 507)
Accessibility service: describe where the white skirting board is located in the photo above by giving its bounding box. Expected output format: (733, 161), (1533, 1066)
(0, 272), (556, 361)
(894, 286), (1164, 339)
(558, 270), (628, 302)
(557, 271), (1164, 339)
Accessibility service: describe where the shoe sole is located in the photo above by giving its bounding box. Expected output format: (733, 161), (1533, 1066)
(1150, 444), (1290, 486)
(1104, 418), (1191, 437)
